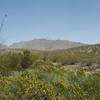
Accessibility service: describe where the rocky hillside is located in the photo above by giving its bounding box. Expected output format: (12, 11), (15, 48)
(10, 39), (84, 50)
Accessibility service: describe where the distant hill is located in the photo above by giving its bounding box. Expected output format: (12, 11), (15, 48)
(10, 39), (85, 50)
(64, 44), (100, 53)
(0, 43), (7, 49)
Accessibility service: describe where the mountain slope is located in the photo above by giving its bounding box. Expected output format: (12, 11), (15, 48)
(0, 43), (7, 49)
(10, 39), (85, 50)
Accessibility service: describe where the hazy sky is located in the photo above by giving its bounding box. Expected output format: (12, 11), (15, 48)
(0, 0), (100, 45)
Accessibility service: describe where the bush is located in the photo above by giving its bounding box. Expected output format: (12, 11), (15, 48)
(21, 50), (33, 69)
(0, 71), (59, 100)
(0, 52), (22, 71)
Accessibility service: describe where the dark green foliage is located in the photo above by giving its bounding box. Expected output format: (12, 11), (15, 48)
(21, 50), (33, 68)
(0, 52), (22, 71)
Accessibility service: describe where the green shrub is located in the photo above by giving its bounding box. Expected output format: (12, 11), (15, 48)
(21, 50), (33, 69)
(0, 71), (59, 100)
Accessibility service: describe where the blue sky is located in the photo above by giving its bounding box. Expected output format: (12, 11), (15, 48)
(0, 0), (100, 45)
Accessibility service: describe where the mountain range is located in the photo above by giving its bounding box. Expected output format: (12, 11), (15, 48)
(0, 39), (85, 50)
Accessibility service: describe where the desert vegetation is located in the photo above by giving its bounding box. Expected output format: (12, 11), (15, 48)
(0, 45), (100, 100)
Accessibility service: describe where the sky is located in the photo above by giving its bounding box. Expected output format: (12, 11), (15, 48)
(0, 0), (100, 45)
